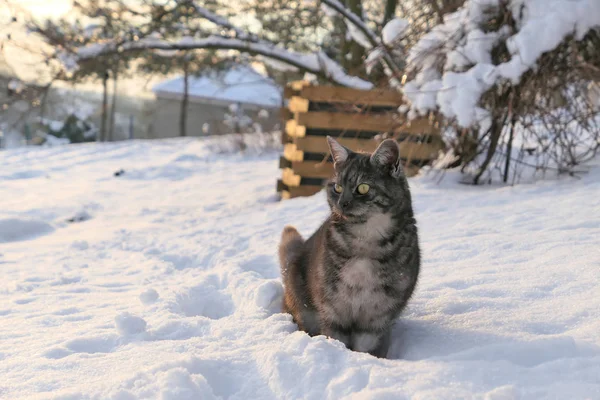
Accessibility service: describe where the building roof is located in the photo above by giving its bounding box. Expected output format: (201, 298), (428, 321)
(152, 65), (282, 108)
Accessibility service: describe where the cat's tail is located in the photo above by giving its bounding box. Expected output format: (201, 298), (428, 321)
(278, 225), (304, 279)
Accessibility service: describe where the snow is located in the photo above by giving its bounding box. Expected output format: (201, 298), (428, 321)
(140, 288), (160, 305)
(320, 2), (338, 18)
(8, 79), (26, 93)
(345, 20), (373, 49)
(69, 36), (373, 90)
(260, 56), (300, 73)
(404, 0), (600, 127)
(0, 218), (55, 243)
(1, 136), (600, 399)
(152, 65), (282, 108)
(365, 48), (384, 75)
(115, 312), (147, 335)
(382, 18), (409, 46)
(316, 52), (373, 90)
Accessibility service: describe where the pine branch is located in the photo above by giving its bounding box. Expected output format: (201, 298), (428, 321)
(69, 36), (373, 89)
(187, 1), (258, 42)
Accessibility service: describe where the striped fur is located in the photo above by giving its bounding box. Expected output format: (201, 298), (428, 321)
(279, 138), (420, 358)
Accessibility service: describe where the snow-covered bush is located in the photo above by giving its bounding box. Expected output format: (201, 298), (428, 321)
(402, 0), (600, 183)
(40, 113), (97, 144)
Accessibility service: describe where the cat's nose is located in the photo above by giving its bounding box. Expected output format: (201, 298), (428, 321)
(340, 200), (351, 210)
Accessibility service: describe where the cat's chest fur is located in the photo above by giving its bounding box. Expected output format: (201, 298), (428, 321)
(325, 213), (403, 328)
(333, 213), (394, 256)
(329, 257), (397, 329)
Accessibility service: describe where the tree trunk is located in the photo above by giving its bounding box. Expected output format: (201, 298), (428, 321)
(503, 115), (517, 183)
(346, 0), (366, 77)
(383, 0), (398, 24)
(474, 108), (510, 184)
(100, 71), (109, 142)
(180, 61), (189, 137)
(108, 69), (118, 142)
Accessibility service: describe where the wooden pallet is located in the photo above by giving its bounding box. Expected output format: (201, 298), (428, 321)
(278, 81), (444, 199)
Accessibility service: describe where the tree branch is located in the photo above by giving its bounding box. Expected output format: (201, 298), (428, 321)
(320, 0), (404, 80)
(187, 1), (258, 42)
(69, 36), (373, 89)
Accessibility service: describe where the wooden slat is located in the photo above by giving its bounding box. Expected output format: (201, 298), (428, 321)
(282, 168), (326, 187)
(282, 168), (301, 187)
(286, 120), (306, 138)
(276, 179), (287, 192)
(294, 136), (441, 161)
(285, 119), (297, 137)
(278, 83), (446, 200)
(290, 80), (311, 91)
(279, 156), (291, 169)
(295, 136), (379, 153)
(290, 160), (334, 179)
(283, 86), (297, 99)
(282, 154), (332, 179)
(296, 111), (401, 132)
(281, 185), (322, 199)
(280, 131), (292, 144)
(300, 86), (404, 106)
(308, 102), (398, 114)
(288, 96), (309, 113)
(283, 143), (304, 162)
(280, 107), (292, 121)
(289, 117), (438, 138)
(285, 119), (308, 139)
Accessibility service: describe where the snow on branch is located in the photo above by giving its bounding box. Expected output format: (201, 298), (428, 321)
(321, 0), (378, 45)
(189, 2), (258, 42)
(403, 0), (600, 127)
(67, 36), (373, 89)
(320, 0), (404, 79)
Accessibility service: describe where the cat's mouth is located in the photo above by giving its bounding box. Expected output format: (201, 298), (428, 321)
(333, 209), (364, 220)
(332, 210), (348, 221)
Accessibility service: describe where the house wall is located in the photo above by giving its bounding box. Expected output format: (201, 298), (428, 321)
(149, 96), (282, 139)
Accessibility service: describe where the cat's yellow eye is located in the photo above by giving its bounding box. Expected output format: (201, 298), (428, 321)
(333, 184), (343, 193)
(357, 183), (370, 195)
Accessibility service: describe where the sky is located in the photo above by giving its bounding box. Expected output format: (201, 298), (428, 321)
(0, 1), (268, 96)
(0, 0), (165, 96)
(15, 0), (73, 19)
(0, 0), (74, 82)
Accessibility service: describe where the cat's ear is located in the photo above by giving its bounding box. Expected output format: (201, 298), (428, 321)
(370, 139), (403, 178)
(327, 136), (350, 166)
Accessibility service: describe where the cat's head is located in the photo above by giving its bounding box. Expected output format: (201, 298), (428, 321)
(325, 136), (412, 219)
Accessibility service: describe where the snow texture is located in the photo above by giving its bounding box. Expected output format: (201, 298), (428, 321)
(152, 65), (282, 108)
(115, 312), (147, 335)
(260, 56), (300, 73)
(404, 0), (600, 127)
(1, 136), (599, 399)
(345, 20), (373, 49)
(382, 18), (409, 46)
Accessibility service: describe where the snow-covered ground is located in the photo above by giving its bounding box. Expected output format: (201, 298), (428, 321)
(1, 137), (599, 399)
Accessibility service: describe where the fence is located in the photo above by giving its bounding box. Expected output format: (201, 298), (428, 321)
(276, 81), (444, 199)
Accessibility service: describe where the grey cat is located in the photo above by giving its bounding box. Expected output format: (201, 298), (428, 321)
(278, 136), (420, 358)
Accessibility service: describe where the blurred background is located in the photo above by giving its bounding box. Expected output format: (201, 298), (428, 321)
(0, 0), (598, 184)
